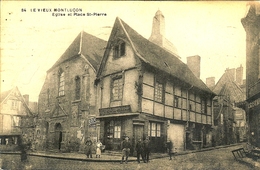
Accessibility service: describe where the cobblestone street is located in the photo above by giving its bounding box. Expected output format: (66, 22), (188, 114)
(1, 145), (254, 170)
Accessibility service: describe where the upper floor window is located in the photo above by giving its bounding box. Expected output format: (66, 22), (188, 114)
(75, 76), (81, 100)
(174, 97), (180, 108)
(112, 77), (123, 101)
(12, 116), (21, 127)
(47, 88), (50, 107)
(58, 71), (65, 96)
(155, 81), (163, 102)
(201, 99), (207, 114)
(113, 42), (126, 59)
(189, 101), (195, 111)
(11, 100), (18, 110)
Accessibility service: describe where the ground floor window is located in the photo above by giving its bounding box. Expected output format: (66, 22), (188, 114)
(148, 122), (161, 137)
(106, 120), (121, 139)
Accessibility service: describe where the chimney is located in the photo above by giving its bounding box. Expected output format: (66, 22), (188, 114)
(206, 77), (215, 88)
(23, 94), (29, 105)
(236, 64), (243, 85)
(149, 10), (165, 47)
(187, 55), (201, 78)
(225, 68), (235, 82)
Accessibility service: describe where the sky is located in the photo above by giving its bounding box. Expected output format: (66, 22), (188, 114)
(1, 1), (249, 102)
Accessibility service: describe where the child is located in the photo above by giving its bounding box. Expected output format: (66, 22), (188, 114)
(96, 139), (102, 158)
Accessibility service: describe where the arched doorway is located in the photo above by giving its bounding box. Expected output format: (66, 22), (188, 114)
(54, 123), (62, 150)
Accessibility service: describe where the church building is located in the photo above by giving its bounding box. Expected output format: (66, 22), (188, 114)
(37, 32), (107, 151)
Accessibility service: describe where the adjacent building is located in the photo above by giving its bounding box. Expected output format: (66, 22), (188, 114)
(241, 2), (260, 147)
(0, 87), (36, 150)
(37, 32), (107, 151)
(96, 11), (215, 153)
(208, 67), (246, 146)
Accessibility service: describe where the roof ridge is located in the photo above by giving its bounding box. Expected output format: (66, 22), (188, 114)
(118, 17), (213, 94)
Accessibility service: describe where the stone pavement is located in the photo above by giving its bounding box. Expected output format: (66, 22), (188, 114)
(2, 143), (260, 168)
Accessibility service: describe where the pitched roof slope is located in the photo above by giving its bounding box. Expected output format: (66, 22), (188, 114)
(49, 31), (107, 72)
(213, 71), (245, 102)
(117, 18), (213, 94)
(0, 87), (33, 115)
(0, 89), (12, 104)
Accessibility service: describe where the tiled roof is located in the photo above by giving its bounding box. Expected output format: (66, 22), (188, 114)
(49, 31), (107, 72)
(118, 18), (213, 94)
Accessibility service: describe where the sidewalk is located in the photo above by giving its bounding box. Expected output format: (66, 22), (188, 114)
(26, 143), (242, 162)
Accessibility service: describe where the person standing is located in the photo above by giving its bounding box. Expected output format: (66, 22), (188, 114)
(85, 137), (93, 158)
(136, 138), (145, 163)
(143, 136), (151, 163)
(166, 140), (173, 160)
(120, 136), (131, 164)
(96, 139), (102, 158)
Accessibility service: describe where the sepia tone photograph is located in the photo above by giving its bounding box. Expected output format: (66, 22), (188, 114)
(1, 1), (260, 169)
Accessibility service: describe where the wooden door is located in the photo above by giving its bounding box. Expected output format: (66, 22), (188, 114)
(133, 125), (144, 151)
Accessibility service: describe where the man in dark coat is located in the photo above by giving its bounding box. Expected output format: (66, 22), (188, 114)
(85, 137), (93, 158)
(143, 136), (151, 163)
(166, 140), (173, 160)
(120, 136), (131, 164)
(136, 138), (145, 163)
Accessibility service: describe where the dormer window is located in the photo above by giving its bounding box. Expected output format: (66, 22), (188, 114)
(113, 42), (126, 59)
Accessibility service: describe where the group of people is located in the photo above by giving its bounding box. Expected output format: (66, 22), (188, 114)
(120, 136), (151, 164)
(85, 136), (173, 163)
(85, 137), (103, 158)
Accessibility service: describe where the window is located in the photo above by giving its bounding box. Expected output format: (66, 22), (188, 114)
(112, 77), (123, 100)
(12, 116), (21, 127)
(114, 121), (121, 139)
(189, 101), (195, 111)
(201, 99), (207, 114)
(11, 100), (18, 110)
(75, 76), (81, 100)
(106, 120), (121, 139)
(155, 81), (163, 102)
(113, 42), (126, 59)
(58, 71), (65, 96)
(174, 97), (180, 108)
(148, 122), (161, 137)
(157, 124), (161, 137)
(47, 89), (50, 107)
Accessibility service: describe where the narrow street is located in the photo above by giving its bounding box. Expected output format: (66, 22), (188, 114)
(2, 145), (252, 170)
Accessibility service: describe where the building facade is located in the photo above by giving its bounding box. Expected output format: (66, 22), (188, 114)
(37, 32), (107, 152)
(0, 87), (35, 150)
(241, 2), (260, 147)
(209, 67), (246, 146)
(96, 11), (215, 154)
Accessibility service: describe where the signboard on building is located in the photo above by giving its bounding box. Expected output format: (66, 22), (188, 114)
(248, 98), (260, 109)
(99, 105), (131, 116)
(88, 117), (96, 127)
